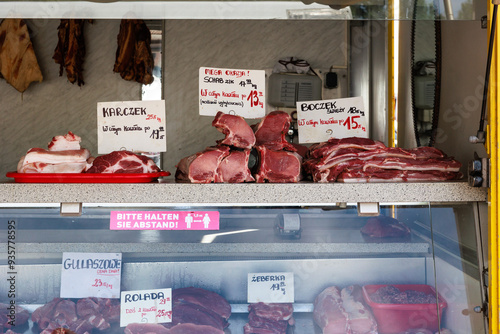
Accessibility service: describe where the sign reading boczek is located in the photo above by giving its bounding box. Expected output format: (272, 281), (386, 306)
(110, 211), (220, 230)
(97, 100), (166, 154)
(296, 97), (368, 143)
(199, 67), (265, 118)
(60, 252), (122, 299)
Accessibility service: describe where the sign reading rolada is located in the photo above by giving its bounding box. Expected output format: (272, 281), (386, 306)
(296, 97), (368, 143)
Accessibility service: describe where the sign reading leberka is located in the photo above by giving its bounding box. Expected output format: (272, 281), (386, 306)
(199, 67), (265, 118)
(60, 252), (122, 299)
(97, 100), (166, 154)
(110, 211), (220, 230)
(296, 97), (368, 144)
(120, 288), (172, 327)
(248, 272), (294, 303)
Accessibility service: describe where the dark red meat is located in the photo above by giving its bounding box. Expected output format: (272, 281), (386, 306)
(212, 111), (256, 149)
(215, 149), (254, 183)
(172, 287), (231, 320)
(170, 303), (227, 330)
(254, 111), (296, 151)
(254, 146), (302, 183)
(86, 150), (161, 173)
(0, 303), (29, 328)
(360, 215), (411, 238)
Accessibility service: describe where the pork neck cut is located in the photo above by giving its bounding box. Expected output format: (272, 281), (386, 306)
(253, 111), (296, 151)
(254, 146), (302, 183)
(85, 150), (160, 173)
(212, 111), (256, 149)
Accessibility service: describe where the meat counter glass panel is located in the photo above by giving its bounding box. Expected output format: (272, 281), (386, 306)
(0, 203), (486, 334)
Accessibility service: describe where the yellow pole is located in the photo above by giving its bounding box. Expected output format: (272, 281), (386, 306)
(388, 16), (396, 148)
(488, 2), (499, 333)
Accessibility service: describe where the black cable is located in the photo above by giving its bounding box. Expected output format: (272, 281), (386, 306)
(479, 4), (498, 133)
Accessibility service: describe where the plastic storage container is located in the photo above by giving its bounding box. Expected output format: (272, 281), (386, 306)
(362, 284), (447, 334)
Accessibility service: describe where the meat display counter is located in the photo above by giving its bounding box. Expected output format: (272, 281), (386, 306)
(0, 183), (488, 334)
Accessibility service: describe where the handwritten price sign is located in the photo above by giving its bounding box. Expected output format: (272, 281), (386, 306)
(60, 252), (122, 299)
(248, 272), (294, 303)
(199, 67), (265, 119)
(120, 288), (172, 327)
(296, 97), (368, 143)
(97, 100), (167, 154)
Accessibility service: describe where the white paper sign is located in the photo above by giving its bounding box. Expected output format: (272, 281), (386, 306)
(60, 252), (122, 299)
(297, 97), (368, 144)
(120, 288), (172, 327)
(248, 272), (294, 303)
(199, 67), (265, 118)
(97, 100), (167, 154)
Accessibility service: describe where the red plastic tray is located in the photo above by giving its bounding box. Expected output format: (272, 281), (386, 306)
(6, 171), (170, 183)
(362, 284), (447, 334)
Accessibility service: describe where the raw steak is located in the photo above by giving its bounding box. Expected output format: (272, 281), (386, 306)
(167, 323), (224, 334)
(313, 286), (349, 334)
(125, 323), (169, 334)
(360, 215), (411, 238)
(175, 146), (231, 183)
(254, 146), (302, 183)
(254, 111), (296, 151)
(215, 149), (254, 183)
(48, 131), (82, 151)
(0, 303), (29, 328)
(86, 150), (160, 173)
(169, 303), (227, 330)
(244, 303), (294, 334)
(172, 287), (231, 321)
(212, 111), (256, 149)
(341, 286), (377, 334)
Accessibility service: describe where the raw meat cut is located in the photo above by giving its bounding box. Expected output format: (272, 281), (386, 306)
(254, 111), (296, 151)
(360, 215), (411, 239)
(254, 146), (302, 183)
(212, 111), (256, 149)
(303, 137), (462, 183)
(175, 146), (231, 183)
(85, 150), (160, 173)
(53, 19), (91, 86)
(169, 303), (227, 330)
(0, 303), (29, 328)
(167, 323), (224, 334)
(215, 149), (255, 183)
(0, 18), (43, 92)
(313, 286), (349, 334)
(48, 131), (82, 151)
(244, 303), (294, 334)
(307, 137), (386, 160)
(172, 287), (231, 321)
(341, 286), (377, 334)
(17, 161), (88, 173)
(114, 19), (154, 85)
(369, 286), (437, 304)
(125, 323), (169, 334)
(33, 298), (119, 334)
(247, 303), (293, 322)
(20, 148), (91, 165)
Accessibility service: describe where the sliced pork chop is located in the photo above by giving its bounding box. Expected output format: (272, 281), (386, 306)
(254, 146), (302, 183)
(212, 111), (256, 149)
(254, 111), (296, 151)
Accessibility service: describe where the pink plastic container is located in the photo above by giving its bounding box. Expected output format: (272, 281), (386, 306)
(362, 284), (447, 334)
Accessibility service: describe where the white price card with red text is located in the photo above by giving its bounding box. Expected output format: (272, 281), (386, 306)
(296, 97), (368, 144)
(97, 100), (166, 154)
(248, 272), (294, 303)
(120, 288), (172, 327)
(60, 252), (122, 299)
(199, 67), (265, 119)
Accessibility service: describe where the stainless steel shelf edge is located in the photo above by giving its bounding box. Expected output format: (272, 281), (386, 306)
(0, 181), (488, 205)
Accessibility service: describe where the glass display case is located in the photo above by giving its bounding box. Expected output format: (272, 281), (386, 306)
(0, 182), (489, 334)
